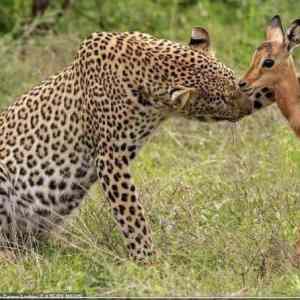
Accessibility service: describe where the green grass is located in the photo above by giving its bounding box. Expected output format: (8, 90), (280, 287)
(0, 0), (300, 296)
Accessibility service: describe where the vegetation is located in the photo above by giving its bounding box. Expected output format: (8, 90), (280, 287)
(0, 0), (299, 296)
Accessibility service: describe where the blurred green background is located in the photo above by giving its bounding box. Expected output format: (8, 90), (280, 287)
(0, 0), (300, 297)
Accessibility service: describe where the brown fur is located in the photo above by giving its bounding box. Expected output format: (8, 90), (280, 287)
(240, 16), (300, 136)
(240, 15), (300, 262)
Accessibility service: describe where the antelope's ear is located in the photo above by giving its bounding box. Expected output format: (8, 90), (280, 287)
(169, 87), (199, 109)
(266, 15), (285, 44)
(286, 19), (300, 52)
(189, 27), (210, 51)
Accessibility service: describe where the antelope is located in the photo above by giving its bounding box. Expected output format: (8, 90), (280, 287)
(239, 15), (300, 262)
(239, 15), (300, 137)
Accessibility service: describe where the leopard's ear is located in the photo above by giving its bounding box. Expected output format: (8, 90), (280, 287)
(169, 87), (199, 110)
(189, 27), (210, 51)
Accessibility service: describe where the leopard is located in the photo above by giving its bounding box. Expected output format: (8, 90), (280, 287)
(0, 27), (274, 261)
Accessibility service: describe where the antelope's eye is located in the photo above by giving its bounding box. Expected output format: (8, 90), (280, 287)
(262, 59), (274, 68)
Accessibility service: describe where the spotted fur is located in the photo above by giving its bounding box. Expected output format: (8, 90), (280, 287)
(0, 31), (270, 260)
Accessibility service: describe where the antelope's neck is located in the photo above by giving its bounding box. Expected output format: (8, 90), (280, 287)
(276, 64), (300, 137)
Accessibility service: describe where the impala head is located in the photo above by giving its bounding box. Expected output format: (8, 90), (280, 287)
(239, 15), (300, 110)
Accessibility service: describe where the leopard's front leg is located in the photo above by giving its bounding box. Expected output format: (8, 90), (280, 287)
(96, 152), (153, 261)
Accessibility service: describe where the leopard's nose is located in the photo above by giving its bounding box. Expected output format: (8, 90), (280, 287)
(254, 100), (263, 109)
(238, 80), (248, 89)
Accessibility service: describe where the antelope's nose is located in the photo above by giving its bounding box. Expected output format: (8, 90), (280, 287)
(238, 80), (247, 89)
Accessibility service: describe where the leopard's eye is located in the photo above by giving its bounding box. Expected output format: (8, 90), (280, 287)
(262, 59), (274, 68)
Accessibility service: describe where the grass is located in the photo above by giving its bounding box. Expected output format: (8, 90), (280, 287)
(0, 0), (300, 296)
